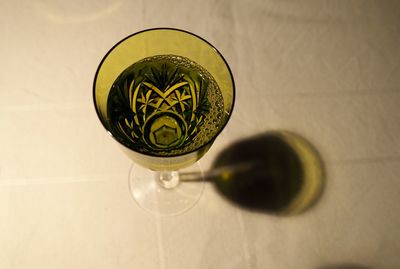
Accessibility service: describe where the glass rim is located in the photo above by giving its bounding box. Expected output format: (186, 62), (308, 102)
(92, 27), (236, 158)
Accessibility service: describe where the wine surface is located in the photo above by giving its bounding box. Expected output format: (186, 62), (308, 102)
(107, 55), (225, 156)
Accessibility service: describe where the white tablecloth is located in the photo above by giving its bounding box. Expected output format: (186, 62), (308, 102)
(1, 1), (400, 268)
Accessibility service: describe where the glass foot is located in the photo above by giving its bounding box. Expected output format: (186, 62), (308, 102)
(128, 162), (205, 216)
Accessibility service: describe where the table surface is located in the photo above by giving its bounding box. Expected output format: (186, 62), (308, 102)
(1, 1), (400, 269)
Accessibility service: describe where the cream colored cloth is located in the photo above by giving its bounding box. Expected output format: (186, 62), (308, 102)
(1, 1), (400, 268)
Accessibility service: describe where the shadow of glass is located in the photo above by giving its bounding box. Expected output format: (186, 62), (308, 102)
(182, 130), (325, 215)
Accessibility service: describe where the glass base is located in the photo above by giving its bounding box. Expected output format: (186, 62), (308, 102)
(128, 162), (205, 216)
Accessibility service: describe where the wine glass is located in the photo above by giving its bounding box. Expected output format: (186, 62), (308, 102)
(93, 28), (235, 216)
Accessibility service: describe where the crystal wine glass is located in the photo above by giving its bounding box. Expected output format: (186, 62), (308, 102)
(93, 28), (235, 215)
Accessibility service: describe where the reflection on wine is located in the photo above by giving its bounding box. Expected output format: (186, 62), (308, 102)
(107, 55), (225, 156)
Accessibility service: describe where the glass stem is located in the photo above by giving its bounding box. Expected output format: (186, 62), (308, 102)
(156, 170), (180, 189)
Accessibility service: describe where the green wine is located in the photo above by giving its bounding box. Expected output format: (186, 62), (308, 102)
(107, 55), (225, 156)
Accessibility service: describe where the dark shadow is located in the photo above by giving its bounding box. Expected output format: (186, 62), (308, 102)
(182, 130), (325, 215)
(317, 263), (372, 269)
